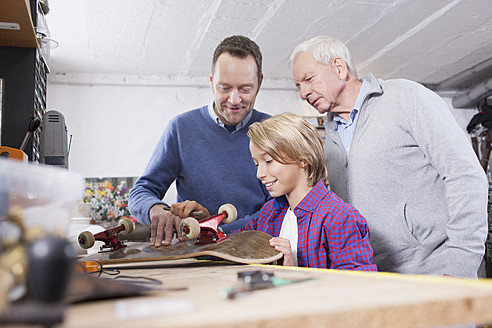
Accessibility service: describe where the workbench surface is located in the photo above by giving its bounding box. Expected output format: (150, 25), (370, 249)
(64, 260), (492, 328)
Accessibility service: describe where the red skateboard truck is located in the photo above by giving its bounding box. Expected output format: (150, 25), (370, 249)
(180, 203), (237, 244)
(78, 218), (134, 253)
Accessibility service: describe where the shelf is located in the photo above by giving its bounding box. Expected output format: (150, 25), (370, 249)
(0, 0), (37, 48)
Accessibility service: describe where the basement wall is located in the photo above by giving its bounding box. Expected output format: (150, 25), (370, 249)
(46, 81), (478, 204)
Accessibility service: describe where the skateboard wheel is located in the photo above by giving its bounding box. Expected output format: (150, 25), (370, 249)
(218, 203), (237, 224)
(180, 218), (200, 239)
(118, 218), (134, 235)
(78, 231), (95, 249)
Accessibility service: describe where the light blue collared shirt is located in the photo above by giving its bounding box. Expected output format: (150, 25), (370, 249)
(333, 78), (370, 154)
(207, 101), (252, 133)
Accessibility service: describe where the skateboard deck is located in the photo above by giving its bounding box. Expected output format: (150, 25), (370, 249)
(81, 230), (283, 265)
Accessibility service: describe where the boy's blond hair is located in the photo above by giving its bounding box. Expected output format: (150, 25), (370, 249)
(248, 112), (327, 187)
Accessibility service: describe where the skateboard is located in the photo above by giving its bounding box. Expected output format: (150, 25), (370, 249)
(78, 204), (283, 265)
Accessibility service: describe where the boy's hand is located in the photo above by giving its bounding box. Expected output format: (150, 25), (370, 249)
(269, 237), (295, 266)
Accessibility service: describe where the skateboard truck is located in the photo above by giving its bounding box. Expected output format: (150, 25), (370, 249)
(180, 203), (237, 244)
(78, 218), (134, 253)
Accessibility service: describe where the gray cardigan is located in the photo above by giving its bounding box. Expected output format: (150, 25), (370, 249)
(324, 73), (488, 278)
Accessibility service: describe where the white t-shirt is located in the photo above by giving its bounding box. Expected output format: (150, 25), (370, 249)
(279, 208), (298, 266)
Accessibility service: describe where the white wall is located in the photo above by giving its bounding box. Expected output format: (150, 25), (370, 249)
(47, 80), (478, 203)
(46, 78), (319, 203)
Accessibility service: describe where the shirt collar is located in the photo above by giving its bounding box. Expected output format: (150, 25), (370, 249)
(354, 77), (371, 112)
(271, 180), (328, 214)
(207, 101), (253, 132)
(295, 180), (328, 213)
(333, 77), (370, 125)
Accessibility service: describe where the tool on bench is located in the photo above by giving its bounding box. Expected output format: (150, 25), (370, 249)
(221, 270), (313, 300)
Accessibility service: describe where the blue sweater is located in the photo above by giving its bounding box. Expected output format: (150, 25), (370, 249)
(128, 105), (271, 232)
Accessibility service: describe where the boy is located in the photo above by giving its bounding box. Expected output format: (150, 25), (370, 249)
(240, 112), (376, 271)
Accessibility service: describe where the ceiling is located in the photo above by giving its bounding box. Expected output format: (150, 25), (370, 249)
(45, 0), (492, 104)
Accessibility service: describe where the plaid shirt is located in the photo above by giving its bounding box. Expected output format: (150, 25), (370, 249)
(241, 180), (377, 271)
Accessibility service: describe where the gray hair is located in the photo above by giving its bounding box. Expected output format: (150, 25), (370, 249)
(288, 36), (358, 78)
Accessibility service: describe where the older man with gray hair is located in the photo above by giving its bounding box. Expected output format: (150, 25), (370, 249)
(289, 36), (488, 278)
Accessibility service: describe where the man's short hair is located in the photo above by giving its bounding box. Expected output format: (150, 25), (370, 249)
(212, 35), (263, 84)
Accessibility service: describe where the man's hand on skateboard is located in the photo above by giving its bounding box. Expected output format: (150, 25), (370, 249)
(171, 200), (210, 220)
(269, 237), (295, 266)
(149, 204), (184, 247)
(149, 201), (211, 247)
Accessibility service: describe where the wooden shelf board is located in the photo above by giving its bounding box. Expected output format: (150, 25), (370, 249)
(0, 0), (38, 48)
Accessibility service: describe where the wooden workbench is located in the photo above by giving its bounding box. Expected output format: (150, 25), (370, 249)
(63, 260), (492, 328)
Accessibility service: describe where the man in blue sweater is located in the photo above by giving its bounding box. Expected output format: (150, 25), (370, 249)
(129, 35), (270, 247)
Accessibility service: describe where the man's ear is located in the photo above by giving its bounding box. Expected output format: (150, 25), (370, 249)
(333, 57), (348, 80)
(258, 73), (264, 91)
